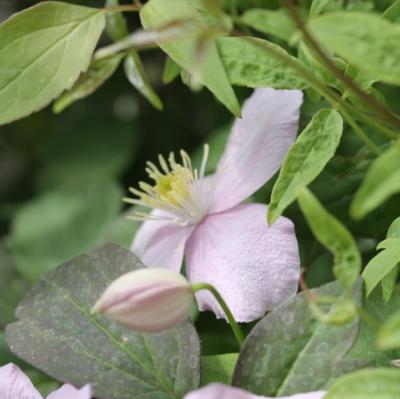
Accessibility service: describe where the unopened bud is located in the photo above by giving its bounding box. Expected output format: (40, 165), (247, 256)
(92, 268), (193, 332)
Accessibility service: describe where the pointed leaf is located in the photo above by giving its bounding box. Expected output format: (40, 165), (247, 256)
(269, 109), (343, 224)
(6, 244), (200, 399)
(0, 1), (105, 125)
(140, 0), (240, 116)
(298, 188), (361, 287)
(163, 56), (181, 84)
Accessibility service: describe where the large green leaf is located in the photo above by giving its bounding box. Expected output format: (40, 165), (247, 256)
(324, 368), (400, 399)
(140, 0), (240, 116)
(6, 244), (200, 399)
(0, 1), (105, 125)
(351, 142), (400, 219)
(53, 53), (124, 113)
(309, 12), (400, 85)
(217, 37), (309, 90)
(298, 188), (361, 287)
(268, 109), (343, 224)
(233, 280), (362, 396)
(241, 9), (296, 42)
(7, 182), (122, 282)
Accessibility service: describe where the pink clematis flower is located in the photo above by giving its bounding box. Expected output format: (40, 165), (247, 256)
(184, 384), (326, 399)
(127, 88), (303, 322)
(0, 363), (91, 399)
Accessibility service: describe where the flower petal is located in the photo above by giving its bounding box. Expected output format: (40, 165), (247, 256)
(131, 210), (195, 271)
(210, 88), (303, 213)
(46, 384), (91, 399)
(183, 384), (326, 399)
(186, 203), (300, 322)
(0, 363), (42, 399)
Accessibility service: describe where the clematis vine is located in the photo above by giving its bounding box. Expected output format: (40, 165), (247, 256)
(184, 384), (326, 399)
(126, 88), (303, 322)
(0, 363), (91, 399)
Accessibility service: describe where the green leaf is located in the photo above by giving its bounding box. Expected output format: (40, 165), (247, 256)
(309, 12), (400, 85)
(7, 182), (122, 282)
(162, 56), (181, 84)
(383, 0), (400, 23)
(217, 37), (309, 89)
(140, 0), (240, 116)
(233, 280), (362, 396)
(53, 53), (124, 113)
(241, 9), (296, 42)
(362, 238), (400, 296)
(379, 308), (400, 350)
(124, 50), (163, 110)
(268, 109), (343, 224)
(201, 353), (238, 386)
(105, 0), (129, 41)
(382, 266), (399, 302)
(324, 368), (400, 399)
(6, 244), (200, 399)
(310, 0), (334, 17)
(0, 1), (105, 125)
(298, 188), (361, 287)
(351, 142), (400, 219)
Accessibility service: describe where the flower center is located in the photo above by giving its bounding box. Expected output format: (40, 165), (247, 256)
(125, 145), (210, 226)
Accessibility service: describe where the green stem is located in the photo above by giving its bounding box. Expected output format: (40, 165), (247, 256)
(192, 283), (245, 345)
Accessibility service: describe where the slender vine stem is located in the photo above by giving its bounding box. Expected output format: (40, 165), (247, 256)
(192, 283), (245, 345)
(282, 0), (400, 131)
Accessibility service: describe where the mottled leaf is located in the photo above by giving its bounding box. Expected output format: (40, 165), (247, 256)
(269, 109), (343, 224)
(298, 188), (361, 287)
(233, 280), (362, 396)
(6, 244), (200, 399)
(217, 37), (309, 89)
(0, 1), (105, 125)
(351, 142), (400, 219)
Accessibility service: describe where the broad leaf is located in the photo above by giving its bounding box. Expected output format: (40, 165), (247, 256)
(201, 353), (238, 386)
(6, 244), (200, 399)
(298, 188), (361, 287)
(309, 12), (400, 85)
(351, 142), (400, 219)
(233, 280), (362, 396)
(7, 182), (122, 282)
(325, 368), (400, 399)
(217, 37), (309, 89)
(140, 0), (240, 116)
(0, 1), (105, 125)
(268, 109), (343, 224)
(53, 53), (124, 113)
(241, 9), (296, 42)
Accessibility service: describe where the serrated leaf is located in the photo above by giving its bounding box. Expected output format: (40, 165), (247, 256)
(53, 53), (124, 113)
(324, 368), (400, 399)
(124, 50), (163, 110)
(298, 188), (361, 287)
(233, 280), (362, 396)
(7, 182), (122, 282)
(217, 37), (309, 89)
(268, 109), (343, 224)
(201, 353), (238, 386)
(0, 1), (105, 125)
(309, 12), (400, 85)
(351, 142), (400, 219)
(5, 244), (200, 399)
(241, 9), (296, 42)
(140, 0), (240, 116)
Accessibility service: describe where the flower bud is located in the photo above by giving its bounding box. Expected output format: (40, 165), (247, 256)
(92, 268), (193, 332)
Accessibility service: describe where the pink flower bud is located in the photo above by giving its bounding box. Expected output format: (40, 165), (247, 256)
(92, 268), (193, 332)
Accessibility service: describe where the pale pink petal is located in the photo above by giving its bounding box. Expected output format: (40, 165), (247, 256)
(209, 88), (303, 213)
(47, 384), (91, 399)
(131, 210), (195, 271)
(184, 384), (326, 399)
(0, 363), (42, 399)
(186, 204), (300, 322)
